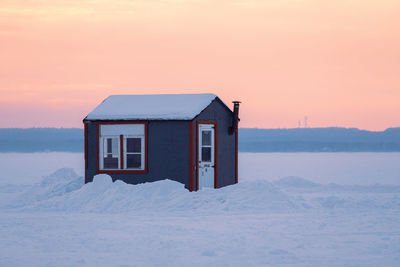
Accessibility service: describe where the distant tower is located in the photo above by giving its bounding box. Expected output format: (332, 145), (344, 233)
(304, 116), (308, 128)
(298, 120), (301, 128)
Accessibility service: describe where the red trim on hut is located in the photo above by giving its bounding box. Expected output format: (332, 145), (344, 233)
(196, 121), (218, 190)
(84, 122), (88, 184)
(188, 121), (194, 191)
(235, 129), (238, 184)
(119, 135), (124, 169)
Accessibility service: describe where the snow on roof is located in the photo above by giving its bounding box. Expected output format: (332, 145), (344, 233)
(86, 94), (219, 120)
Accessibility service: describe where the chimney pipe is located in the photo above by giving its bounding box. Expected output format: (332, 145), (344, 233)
(230, 101), (241, 135)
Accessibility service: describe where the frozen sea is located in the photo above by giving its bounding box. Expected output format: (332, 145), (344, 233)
(0, 152), (399, 185)
(0, 152), (399, 266)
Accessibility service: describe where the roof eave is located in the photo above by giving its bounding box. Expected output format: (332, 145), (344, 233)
(83, 118), (194, 122)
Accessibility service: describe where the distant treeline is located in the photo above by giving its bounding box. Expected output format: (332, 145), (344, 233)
(0, 127), (399, 153)
(0, 128), (83, 152)
(239, 127), (400, 152)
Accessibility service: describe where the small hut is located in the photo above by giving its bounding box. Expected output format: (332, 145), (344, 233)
(83, 94), (240, 191)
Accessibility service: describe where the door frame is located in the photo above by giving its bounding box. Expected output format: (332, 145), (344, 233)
(196, 121), (218, 190)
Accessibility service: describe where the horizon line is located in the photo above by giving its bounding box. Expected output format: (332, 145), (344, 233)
(1, 126), (399, 132)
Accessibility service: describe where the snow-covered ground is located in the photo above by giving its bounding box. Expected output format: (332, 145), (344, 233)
(0, 153), (399, 266)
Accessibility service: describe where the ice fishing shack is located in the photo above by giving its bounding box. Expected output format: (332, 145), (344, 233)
(83, 94), (240, 191)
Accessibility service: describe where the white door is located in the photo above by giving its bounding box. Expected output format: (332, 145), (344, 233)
(198, 124), (215, 189)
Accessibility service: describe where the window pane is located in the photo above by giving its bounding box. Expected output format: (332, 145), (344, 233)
(103, 137), (119, 169)
(107, 138), (112, 153)
(104, 157), (118, 169)
(112, 138), (119, 157)
(202, 131), (211, 146)
(127, 138), (141, 153)
(127, 154), (141, 168)
(104, 138), (119, 156)
(201, 147), (211, 162)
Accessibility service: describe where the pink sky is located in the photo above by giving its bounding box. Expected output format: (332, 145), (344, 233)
(1, 0), (399, 130)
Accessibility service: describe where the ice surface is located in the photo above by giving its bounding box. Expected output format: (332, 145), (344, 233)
(0, 156), (400, 266)
(0, 152), (84, 185)
(85, 94), (219, 120)
(239, 152), (400, 185)
(2, 152), (399, 186)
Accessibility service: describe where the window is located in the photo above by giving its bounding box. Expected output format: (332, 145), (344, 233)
(201, 130), (212, 162)
(124, 136), (144, 169)
(99, 123), (147, 172)
(103, 137), (119, 169)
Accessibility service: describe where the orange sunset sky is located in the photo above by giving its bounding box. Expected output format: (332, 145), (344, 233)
(1, 0), (399, 130)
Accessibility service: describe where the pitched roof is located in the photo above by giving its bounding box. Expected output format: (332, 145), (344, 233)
(85, 94), (223, 121)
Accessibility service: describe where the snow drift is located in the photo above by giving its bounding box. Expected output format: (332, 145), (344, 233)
(1, 168), (400, 214)
(3, 170), (298, 213)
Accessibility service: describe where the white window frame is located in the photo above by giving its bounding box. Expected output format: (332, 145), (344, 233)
(99, 123), (146, 172)
(123, 135), (145, 170)
(199, 124), (215, 164)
